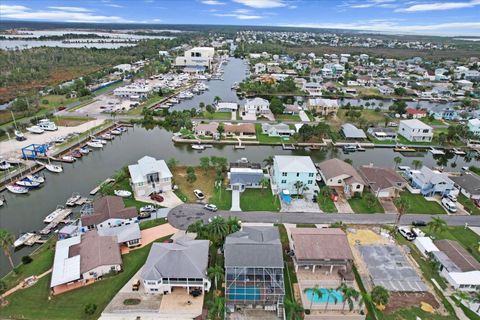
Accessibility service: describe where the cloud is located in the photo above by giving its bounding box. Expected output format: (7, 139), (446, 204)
(348, 0), (397, 9)
(213, 13), (264, 19)
(201, 0), (225, 4)
(233, 0), (287, 8)
(396, 0), (480, 12)
(281, 19), (480, 36)
(105, 4), (124, 8)
(0, 4), (137, 23)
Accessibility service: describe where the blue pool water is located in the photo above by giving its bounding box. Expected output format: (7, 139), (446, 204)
(228, 287), (261, 301)
(305, 288), (344, 303)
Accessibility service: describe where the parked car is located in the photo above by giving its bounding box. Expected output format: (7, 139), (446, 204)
(411, 220), (427, 227)
(132, 279), (140, 291)
(140, 205), (156, 213)
(194, 189), (205, 200)
(443, 193), (457, 202)
(441, 198), (457, 213)
(312, 195), (318, 203)
(397, 226), (415, 241)
(204, 204), (218, 212)
(150, 194), (164, 203)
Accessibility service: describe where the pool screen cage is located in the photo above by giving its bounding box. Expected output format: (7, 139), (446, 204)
(225, 266), (285, 314)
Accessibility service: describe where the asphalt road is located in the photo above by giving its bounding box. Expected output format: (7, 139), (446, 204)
(167, 204), (480, 230)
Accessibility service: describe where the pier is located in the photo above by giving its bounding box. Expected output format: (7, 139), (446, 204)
(40, 208), (72, 235)
(90, 178), (115, 195)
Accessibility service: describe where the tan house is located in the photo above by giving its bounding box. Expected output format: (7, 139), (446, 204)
(194, 122), (219, 136)
(358, 165), (407, 198)
(317, 158), (365, 197)
(307, 98), (339, 116)
(224, 123), (256, 137)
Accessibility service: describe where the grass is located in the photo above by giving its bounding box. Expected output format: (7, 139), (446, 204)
(317, 187), (338, 213)
(421, 117), (445, 126)
(469, 166), (480, 176)
(337, 109), (387, 126)
(451, 296), (480, 320)
(275, 114), (301, 121)
(41, 94), (76, 109)
(255, 123), (293, 144)
(209, 188), (232, 210)
(398, 191), (446, 214)
(296, 223), (317, 228)
(348, 192), (384, 213)
(458, 194), (480, 215)
(200, 112), (232, 120)
(240, 188), (280, 211)
(139, 218), (167, 230)
(277, 224), (297, 308)
(1, 235), (173, 320)
(172, 167), (217, 203)
(53, 115), (92, 127)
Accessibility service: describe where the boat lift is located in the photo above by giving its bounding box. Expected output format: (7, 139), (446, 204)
(21, 144), (48, 160)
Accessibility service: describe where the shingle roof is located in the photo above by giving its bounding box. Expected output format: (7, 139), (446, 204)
(291, 228), (353, 261)
(224, 123), (256, 134)
(358, 165), (406, 192)
(451, 173), (480, 196)
(225, 227), (283, 268)
(81, 196), (137, 227)
(274, 155), (316, 173)
(230, 168), (264, 185)
(141, 237), (209, 280)
(434, 239), (480, 272)
(97, 223), (141, 244)
(318, 158), (365, 185)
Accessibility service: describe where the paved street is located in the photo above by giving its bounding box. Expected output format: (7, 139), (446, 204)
(167, 204), (480, 230)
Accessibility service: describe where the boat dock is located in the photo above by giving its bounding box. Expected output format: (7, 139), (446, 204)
(282, 143), (296, 150)
(40, 208), (72, 235)
(24, 234), (42, 246)
(90, 178), (115, 195)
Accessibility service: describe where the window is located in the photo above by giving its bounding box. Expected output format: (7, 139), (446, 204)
(296, 173), (300, 177)
(356, 185), (361, 189)
(282, 172), (287, 177)
(281, 180), (286, 184)
(309, 173), (314, 177)
(308, 180), (313, 184)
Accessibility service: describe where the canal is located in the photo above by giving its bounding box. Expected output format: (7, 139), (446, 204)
(1, 124), (479, 275)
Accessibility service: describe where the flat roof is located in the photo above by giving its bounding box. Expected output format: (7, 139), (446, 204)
(50, 236), (81, 288)
(291, 228), (353, 262)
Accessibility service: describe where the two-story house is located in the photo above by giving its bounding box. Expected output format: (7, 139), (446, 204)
(317, 158), (365, 198)
(398, 119), (433, 142)
(243, 97), (271, 118)
(128, 156), (172, 197)
(406, 166), (456, 197)
(467, 118), (480, 136)
(271, 155), (317, 196)
(428, 106), (459, 121)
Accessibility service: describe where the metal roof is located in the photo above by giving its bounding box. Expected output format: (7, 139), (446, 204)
(128, 156), (172, 184)
(274, 155), (316, 173)
(50, 236), (81, 288)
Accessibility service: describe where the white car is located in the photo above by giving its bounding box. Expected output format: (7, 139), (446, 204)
(444, 193), (457, 202)
(441, 198), (457, 213)
(204, 204), (218, 212)
(140, 205), (156, 213)
(397, 226), (415, 241)
(193, 189), (205, 200)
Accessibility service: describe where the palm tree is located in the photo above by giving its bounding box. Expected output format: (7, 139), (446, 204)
(259, 177), (269, 193)
(427, 217), (447, 234)
(0, 229), (15, 270)
(412, 159), (423, 170)
(207, 217), (228, 244)
(263, 156), (274, 167)
(304, 285), (323, 311)
(293, 181), (304, 198)
(284, 298), (304, 320)
(393, 156), (402, 168)
(337, 283), (360, 313)
(226, 216), (241, 234)
(213, 96), (221, 105)
(394, 197), (409, 229)
(371, 286), (389, 307)
(187, 220), (205, 238)
(207, 296), (225, 320)
(207, 264), (224, 290)
(324, 288), (338, 312)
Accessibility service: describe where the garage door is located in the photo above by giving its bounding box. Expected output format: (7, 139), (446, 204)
(377, 191), (390, 198)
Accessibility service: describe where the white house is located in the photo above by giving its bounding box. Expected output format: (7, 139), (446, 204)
(271, 155), (317, 196)
(254, 63), (266, 74)
(141, 237), (211, 294)
(113, 84), (152, 100)
(175, 47), (215, 69)
(307, 98), (339, 116)
(467, 118), (480, 136)
(128, 156), (172, 197)
(244, 97), (270, 116)
(398, 119), (433, 142)
(216, 102), (238, 112)
(261, 123), (294, 137)
(303, 82), (322, 96)
(413, 237), (439, 258)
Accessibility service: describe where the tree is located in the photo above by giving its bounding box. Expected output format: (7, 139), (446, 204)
(226, 216), (241, 234)
(393, 156), (402, 168)
(187, 220), (206, 238)
(206, 104), (215, 114)
(167, 158), (179, 170)
(259, 177), (269, 193)
(427, 217), (447, 234)
(0, 229), (15, 270)
(364, 192), (376, 209)
(263, 156), (274, 167)
(412, 160), (423, 170)
(213, 96), (221, 105)
(207, 216), (228, 244)
(293, 181), (304, 198)
(371, 286), (389, 307)
(305, 285), (323, 311)
(186, 166), (197, 183)
(217, 123), (224, 140)
(98, 182), (114, 196)
(270, 96), (285, 115)
(84, 303), (97, 315)
(284, 298), (304, 320)
(207, 296), (225, 320)
(394, 197), (409, 228)
(324, 288), (339, 312)
(337, 283), (359, 312)
(0, 279), (6, 305)
(207, 264), (224, 290)
(394, 87), (407, 96)
(344, 158), (353, 165)
(200, 157), (211, 174)
(472, 290), (480, 313)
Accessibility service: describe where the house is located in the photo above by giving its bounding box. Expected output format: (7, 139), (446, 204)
(175, 47), (215, 69)
(290, 228), (354, 280)
(244, 97), (270, 116)
(271, 155), (317, 195)
(451, 173), (480, 200)
(50, 231), (122, 293)
(97, 223), (141, 248)
(367, 127), (397, 140)
(80, 196), (138, 231)
(284, 104), (301, 115)
(406, 108), (427, 119)
(428, 106), (459, 121)
(378, 85), (394, 96)
(317, 158), (365, 197)
(261, 123), (295, 137)
(467, 118), (480, 136)
(413, 237), (439, 258)
(358, 165), (407, 198)
(406, 166), (456, 197)
(398, 119), (433, 142)
(303, 82), (322, 96)
(254, 63), (266, 74)
(128, 156), (173, 197)
(216, 102), (238, 112)
(341, 123), (367, 140)
(307, 98), (339, 116)
(433, 240), (480, 292)
(141, 236), (211, 294)
(228, 160), (264, 192)
(224, 123), (256, 137)
(224, 227), (284, 315)
(194, 122), (219, 136)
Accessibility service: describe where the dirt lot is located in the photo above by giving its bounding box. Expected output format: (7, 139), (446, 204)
(172, 167), (217, 203)
(384, 292), (439, 314)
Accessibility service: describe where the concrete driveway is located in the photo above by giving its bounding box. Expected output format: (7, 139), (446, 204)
(379, 198), (399, 214)
(231, 189), (241, 211)
(333, 188), (354, 213)
(280, 197), (320, 213)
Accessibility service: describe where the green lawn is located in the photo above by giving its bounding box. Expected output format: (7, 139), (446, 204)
(458, 194), (480, 215)
(318, 187), (337, 213)
(139, 218), (167, 230)
(421, 117), (445, 126)
(1, 235), (173, 320)
(275, 114), (301, 121)
(209, 188), (232, 210)
(240, 188), (280, 211)
(348, 192), (384, 213)
(199, 112), (232, 120)
(398, 191), (446, 214)
(255, 123), (293, 144)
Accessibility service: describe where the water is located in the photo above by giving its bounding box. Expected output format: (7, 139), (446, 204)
(0, 40), (138, 50)
(228, 287), (261, 301)
(305, 288), (344, 303)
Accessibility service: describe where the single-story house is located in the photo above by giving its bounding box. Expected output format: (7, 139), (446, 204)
(141, 236), (211, 294)
(228, 160), (264, 192)
(81, 196), (138, 231)
(451, 173), (480, 200)
(358, 165), (407, 198)
(194, 122), (219, 136)
(341, 123), (367, 140)
(261, 123), (295, 137)
(318, 158), (365, 197)
(284, 104), (302, 115)
(413, 237), (439, 258)
(367, 127), (397, 141)
(97, 223), (141, 248)
(406, 108), (427, 119)
(216, 102), (238, 112)
(224, 123), (256, 137)
(128, 156), (173, 197)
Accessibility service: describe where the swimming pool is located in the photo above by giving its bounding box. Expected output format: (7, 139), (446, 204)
(228, 287), (261, 301)
(305, 288), (344, 303)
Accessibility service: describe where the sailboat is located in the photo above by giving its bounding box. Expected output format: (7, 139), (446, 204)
(11, 111), (26, 141)
(25, 174), (45, 184)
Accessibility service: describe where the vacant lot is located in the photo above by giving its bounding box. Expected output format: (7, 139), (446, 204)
(398, 191), (446, 214)
(173, 167), (217, 203)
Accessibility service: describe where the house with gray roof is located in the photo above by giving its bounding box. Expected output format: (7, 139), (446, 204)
(128, 156), (172, 197)
(451, 173), (480, 200)
(341, 123), (367, 140)
(228, 160), (264, 192)
(406, 166), (456, 197)
(141, 236), (211, 294)
(224, 226), (285, 317)
(97, 223), (141, 248)
(261, 123), (295, 137)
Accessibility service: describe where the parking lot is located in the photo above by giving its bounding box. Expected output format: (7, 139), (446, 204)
(74, 93), (138, 115)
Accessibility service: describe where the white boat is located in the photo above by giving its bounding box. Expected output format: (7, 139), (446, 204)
(66, 193), (81, 206)
(0, 160), (11, 170)
(453, 148), (466, 155)
(429, 147), (445, 155)
(90, 136), (107, 144)
(16, 178), (41, 188)
(114, 190), (132, 197)
(101, 133), (114, 140)
(44, 205), (68, 223)
(54, 137), (65, 144)
(0, 199), (4, 207)
(169, 98), (179, 104)
(45, 164), (63, 173)
(15, 130), (26, 141)
(62, 155), (76, 162)
(79, 147), (91, 154)
(25, 174), (45, 184)
(86, 141), (103, 148)
(6, 184), (29, 194)
(110, 129), (122, 135)
(26, 126), (44, 134)
(14, 232), (36, 248)
(118, 127), (128, 133)
(37, 119), (57, 131)
(191, 144), (206, 150)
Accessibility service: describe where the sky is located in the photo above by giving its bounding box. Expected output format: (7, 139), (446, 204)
(1, 0), (479, 36)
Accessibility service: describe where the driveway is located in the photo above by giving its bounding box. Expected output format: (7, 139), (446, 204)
(231, 189), (241, 211)
(333, 188), (354, 213)
(379, 198), (399, 214)
(135, 191), (183, 208)
(280, 197), (320, 213)
(299, 110), (310, 122)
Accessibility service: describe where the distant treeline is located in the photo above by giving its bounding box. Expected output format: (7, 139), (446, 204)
(0, 33), (110, 41)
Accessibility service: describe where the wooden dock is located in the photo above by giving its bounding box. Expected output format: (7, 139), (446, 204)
(282, 143), (296, 150)
(40, 208), (72, 235)
(90, 178), (115, 195)
(24, 234), (42, 246)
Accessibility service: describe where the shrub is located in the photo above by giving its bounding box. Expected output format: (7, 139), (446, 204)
(123, 298), (141, 305)
(21, 255), (33, 264)
(84, 303), (97, 315)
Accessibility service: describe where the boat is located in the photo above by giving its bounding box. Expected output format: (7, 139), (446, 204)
(101, 133), (114, 140)
(0, 159), (11, 171)
(16, 178), (41, 188)
(191, 144), (206, 150)
(14, 130), (26, 141)
(114, 190), (132, 197)
(66, 193), (81, 206)
(54, 137), (65, 144)
(110, 129), (122, 135)
(14, 232), (36, 248)
(429, 147), (445, 155)
(26, 126), (44, 134)
(169, 98), (179, 104)
(79, 147), (91, 154)
(356, 145), (366, 152)
(118, 127), (128, 133)
(45, 164), (63, 173)
(342, 145), (357, 152)
(61, 155), (75, 162)
(0, 199), (4, 207)
(398, 166), (411, 171)
(90, 136), (107, 144)
(71, 150), (83, 158)
(453, 148), (466, 155)
(37, 119), (57, 131)
(86, 141), (103, 148)
(6, 184), (29, 194)
(25, 174), (45, 184)
(394, 145), (416, 152)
